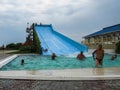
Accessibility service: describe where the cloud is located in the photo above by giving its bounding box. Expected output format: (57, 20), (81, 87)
(0, 0), (120, 45)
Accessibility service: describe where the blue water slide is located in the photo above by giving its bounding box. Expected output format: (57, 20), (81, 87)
(35, 24), (88, 55)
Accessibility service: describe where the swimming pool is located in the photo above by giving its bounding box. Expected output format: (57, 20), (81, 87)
(0, 54), (120, 70)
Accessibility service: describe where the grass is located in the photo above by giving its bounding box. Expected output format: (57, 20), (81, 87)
(6, 50), (38, 54)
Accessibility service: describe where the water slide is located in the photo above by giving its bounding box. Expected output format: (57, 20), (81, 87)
(35, 24), (88, 55)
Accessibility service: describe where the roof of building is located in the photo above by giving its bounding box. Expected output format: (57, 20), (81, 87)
(84, 24), (120, 38)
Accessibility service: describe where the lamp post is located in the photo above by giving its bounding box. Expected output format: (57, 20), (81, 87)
(27, 22), (29, 27)
(2, 44), (4, 56)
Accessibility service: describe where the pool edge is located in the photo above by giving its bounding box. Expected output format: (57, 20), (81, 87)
(0, 67), (120, 80)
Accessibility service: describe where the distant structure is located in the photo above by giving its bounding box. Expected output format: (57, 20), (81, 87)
(26, 23), (33, 42)
(0, 45), (4, 50)
(83, 24), (120, 49)
(23, 23), (33, 46)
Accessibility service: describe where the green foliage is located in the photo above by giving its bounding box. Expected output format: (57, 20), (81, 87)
(6, 43), (22, 50)
(19, 46), (32, 53)
(15, 43), (22, 49)
(32, 23), (42, 54)
(115, 41), (120, 54)
(6, 43), (16, 49)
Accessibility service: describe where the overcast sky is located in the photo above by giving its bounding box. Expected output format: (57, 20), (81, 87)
(0, 0), (120, 46)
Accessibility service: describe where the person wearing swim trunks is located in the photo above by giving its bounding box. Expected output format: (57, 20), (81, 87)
(92, 44), (104, 67)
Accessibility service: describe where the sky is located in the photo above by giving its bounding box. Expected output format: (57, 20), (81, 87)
(0, 0), (120, 46)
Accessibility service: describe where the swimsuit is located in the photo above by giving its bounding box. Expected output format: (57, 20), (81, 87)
(96, 58), (103, 65)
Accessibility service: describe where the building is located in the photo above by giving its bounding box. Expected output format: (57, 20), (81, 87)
(83, 24), (120, 49)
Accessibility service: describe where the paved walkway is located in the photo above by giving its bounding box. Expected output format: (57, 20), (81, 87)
(0, 79), (120, 90)
(0, 54), (11, 61)
(0, 50), (16, 61)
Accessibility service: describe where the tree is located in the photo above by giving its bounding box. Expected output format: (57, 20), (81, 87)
(15, 43), (22, 49)
(6, 43), (16, 49)
(32, 23), (42, 54)
(115, 41), (120, 54)
(6, 43), (22, 50)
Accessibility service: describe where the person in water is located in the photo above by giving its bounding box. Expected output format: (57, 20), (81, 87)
(21, 59), (24, 65)
(77, 51), (85, 60)
(44, 48), (48, 52)
(42, 47), (48, 52)
(111, 54), (117, 60)
(92, 44), (104, 67)
(51, 53), (57, 60)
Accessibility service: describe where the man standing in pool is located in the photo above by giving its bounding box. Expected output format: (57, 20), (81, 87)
(92, 44), (104, 67)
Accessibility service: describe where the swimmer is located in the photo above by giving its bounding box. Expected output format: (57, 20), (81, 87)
(21, 59), (24, 65)
(51, 53), (57, 60)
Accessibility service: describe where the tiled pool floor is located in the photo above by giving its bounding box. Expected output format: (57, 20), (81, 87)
(0, 79), (120, 90)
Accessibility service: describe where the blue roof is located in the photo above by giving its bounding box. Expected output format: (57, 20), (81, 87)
(84, 24), (120, 38)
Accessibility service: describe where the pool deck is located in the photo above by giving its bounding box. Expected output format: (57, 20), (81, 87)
(0, 79), (120, 90)
(0, 67), (120, 80)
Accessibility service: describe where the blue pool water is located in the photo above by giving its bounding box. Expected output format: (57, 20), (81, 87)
(0, 54), (120, 70)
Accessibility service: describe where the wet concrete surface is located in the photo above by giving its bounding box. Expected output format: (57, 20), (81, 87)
(0, 79), (120, 90)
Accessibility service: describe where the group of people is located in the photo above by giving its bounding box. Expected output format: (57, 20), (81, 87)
(77, 44), (117, 67)
(20, 53), (57, 65)
(21, 44), (117, 67)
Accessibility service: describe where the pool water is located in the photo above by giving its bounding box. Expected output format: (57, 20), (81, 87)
(0, 54), (120, 70)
